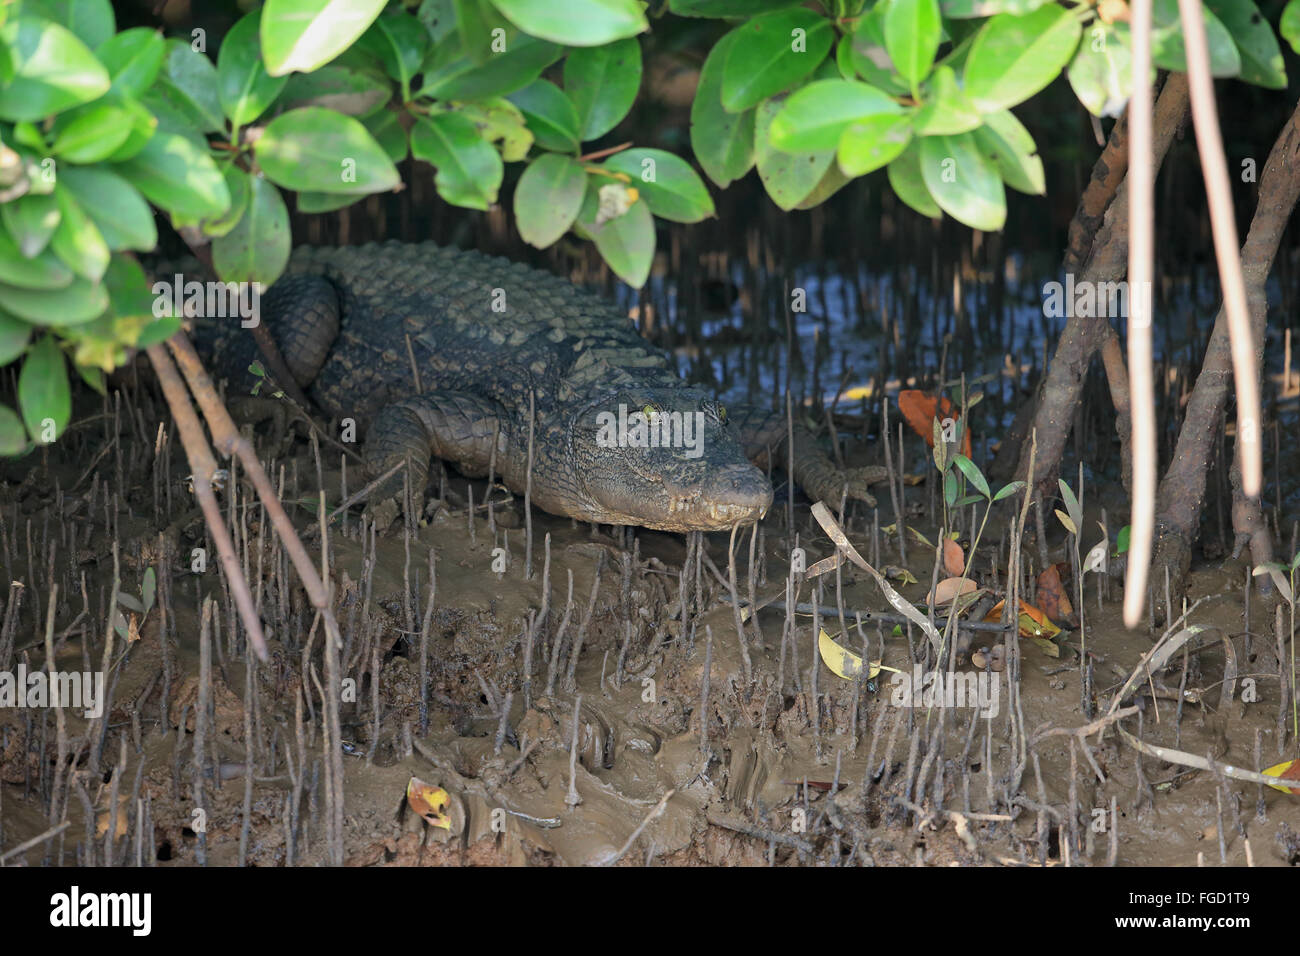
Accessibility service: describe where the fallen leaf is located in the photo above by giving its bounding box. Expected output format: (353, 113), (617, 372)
(1264, 760), (1300, 794)
(406, 776), (452, 830)
(818, 628), (899, 680)
(898, 390), (972, 457)
(943, 537), (965, 576)
(1036, 564), (1073, 621)
(927, 576), (978, 607)
(986, 599), (1062, 640)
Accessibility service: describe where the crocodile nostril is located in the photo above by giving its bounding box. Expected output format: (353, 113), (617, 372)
(704, 464), (774, 511)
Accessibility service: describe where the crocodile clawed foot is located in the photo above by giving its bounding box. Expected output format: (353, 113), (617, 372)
(820, 465), (890, 510)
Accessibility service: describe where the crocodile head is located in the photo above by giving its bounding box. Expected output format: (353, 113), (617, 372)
(568, 388), (773, 532)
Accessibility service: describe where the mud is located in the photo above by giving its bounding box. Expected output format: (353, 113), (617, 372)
(3, 394), (1300, 869)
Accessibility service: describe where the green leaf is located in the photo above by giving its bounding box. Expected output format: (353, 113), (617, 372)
(0, 311), (32, 366)
(1151, 0), (1240, 77)
(218, 12), (289, 127)
(455, 0), (507, 64)
(58, 165), (157, 252)
(847, 6), (910, 96)
(0, 277), (108, 325)
(95, 27), (165, 98)
(602, 148), (715, 223)
(0, 403), (28, 455)
(794, 161), (851, 209)
(50, 186), (109, 283)
(260, 0), (388, 77)
(564, 37), (642, 141)
(100, 96), (160, 163)
(410, 112), (503, 210)
(142, 566), (156, 615)
(363, 11), (430, 93)
(755, 96), (834, 211)
(449, 99), (532, 161)
(971, 109), (1044, 195)
(919, 133), (1005, 230)
(256, 107), (400, 195)
(490, 0), (647, 46)
(721, 9), (833, 112)
(1283, 0), (1300, 56)
(0, 225), (73, 289)
(941, 0), (1047, 15)
(884, 0), (941, 90)
(508, 79), (581, 153)
(364, 107), (409, 163)
(0, 194), (61, 260)
(887, 140), (941, 217)
(24, 0), (115, 48)
(577, 182), (654, 287)
(213, 175), (291, 286)
(1204, 0), (1286, 89)
(690, 30), (756, 188)
(18, 334), (69, 443)
(837, 113), (913, 177)
(115, 130), (231, 219)
(50, 102), (133, 163)
(913, 64), (981, 136)
(670, 0), (800, 14)
(963, 5), (1082, 112)
(1067, 22), (1133, 118)
(276, 65), (393, 117)
(1115, 524), (1130, 554)
(514, 152), (587, 248)
(953, 453), (991, 500)
(421, 33), (562, 100)
(0, 17), (111, 121)
(992, 479), (1024, 502)
(768, 78), (905, 153)
(194, 162), (249, 228)
(158, 39), (224, 134)
(296, 191), (360, 213)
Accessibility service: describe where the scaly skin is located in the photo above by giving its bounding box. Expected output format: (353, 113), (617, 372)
(195, 241), (886, 532)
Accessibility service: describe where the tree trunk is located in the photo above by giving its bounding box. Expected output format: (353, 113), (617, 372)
(1153, 98), (1300, 596)
(994, 75), (1189, 499)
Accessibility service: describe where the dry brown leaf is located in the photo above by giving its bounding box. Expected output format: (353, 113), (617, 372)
(928, 576), (977, 607)
(943, 537), (965, 576)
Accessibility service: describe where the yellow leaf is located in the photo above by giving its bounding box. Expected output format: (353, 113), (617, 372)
(406, 776), (452, 829)
(1055, 508), (1077, 536)
(817, 629), (899, 680)
(1263, 760), (1300, 794)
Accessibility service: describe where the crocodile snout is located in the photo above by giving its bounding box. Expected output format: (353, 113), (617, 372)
(698, 463), (773, 523)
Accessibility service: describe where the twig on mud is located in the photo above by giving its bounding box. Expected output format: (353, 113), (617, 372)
(604, 788), (676, 866)
(706, 813), (815, 855)
(0, 821), (70, 864)
(325, 459), (406, 520)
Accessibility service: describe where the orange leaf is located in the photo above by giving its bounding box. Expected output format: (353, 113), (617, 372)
(985, 599), (1062, 639)
(897, 390), (972, 457)
(1036, 564), (1073, 622)
(943, 537), (965, 576)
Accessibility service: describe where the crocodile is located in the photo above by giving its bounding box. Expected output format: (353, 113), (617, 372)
(195, 240), (886, 532)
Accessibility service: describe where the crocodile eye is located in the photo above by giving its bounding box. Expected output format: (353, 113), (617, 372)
(642, 403), (659, 420)
(717, 404), (727, 424)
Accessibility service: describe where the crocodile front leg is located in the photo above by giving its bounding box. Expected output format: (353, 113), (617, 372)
(728, 404), (888, 509)
(364, 391), (505, 528)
